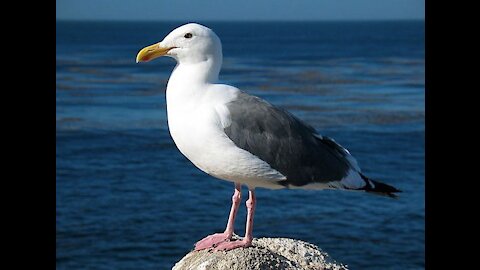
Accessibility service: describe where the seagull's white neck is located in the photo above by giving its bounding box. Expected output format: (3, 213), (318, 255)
(168, 49), (223, 89)
(166, 53), (223, 114)
(170, 61), (220, 87)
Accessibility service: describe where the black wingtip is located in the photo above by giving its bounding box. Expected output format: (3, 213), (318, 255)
(359, 173), (401, 199)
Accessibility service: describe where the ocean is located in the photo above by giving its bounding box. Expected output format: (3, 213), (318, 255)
(56, 21), (424, 269)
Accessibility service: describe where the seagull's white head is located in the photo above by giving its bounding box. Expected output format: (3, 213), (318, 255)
(136, 23), (222, 66)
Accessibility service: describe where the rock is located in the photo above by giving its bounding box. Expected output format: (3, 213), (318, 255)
(172, 236), (348, 270)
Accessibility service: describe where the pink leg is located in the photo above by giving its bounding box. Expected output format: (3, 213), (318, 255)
(194, 183), (242, 251)
(214, 189), (256, 251)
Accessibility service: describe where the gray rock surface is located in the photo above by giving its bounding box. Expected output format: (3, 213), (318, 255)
(172, 236), (348, 270)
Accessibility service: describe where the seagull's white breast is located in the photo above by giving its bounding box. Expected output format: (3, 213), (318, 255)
(166, 83), (286, 189)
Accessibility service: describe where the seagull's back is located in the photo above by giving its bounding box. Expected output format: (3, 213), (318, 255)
(224, 91), (356, 187)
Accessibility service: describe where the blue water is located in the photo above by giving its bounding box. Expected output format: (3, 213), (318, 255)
(56, 21), (424, 269)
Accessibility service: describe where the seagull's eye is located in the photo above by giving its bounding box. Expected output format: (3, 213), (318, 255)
(184, 33), (193, 39)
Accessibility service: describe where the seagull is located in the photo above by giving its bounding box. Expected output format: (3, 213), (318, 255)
(136, 23), (401, 251)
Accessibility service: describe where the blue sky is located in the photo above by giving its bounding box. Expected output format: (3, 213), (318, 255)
(56, 0), (424, 21)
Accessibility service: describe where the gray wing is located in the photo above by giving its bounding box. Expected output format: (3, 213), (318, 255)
(224, 92), (354, 187)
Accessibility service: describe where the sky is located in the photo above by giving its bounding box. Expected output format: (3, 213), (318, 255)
(56, 0), (425, 21)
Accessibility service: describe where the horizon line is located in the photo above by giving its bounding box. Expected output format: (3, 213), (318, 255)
(56, 18), (425, 23)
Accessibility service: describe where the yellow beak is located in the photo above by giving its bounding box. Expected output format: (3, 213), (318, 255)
(136, 43), (174, 63)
